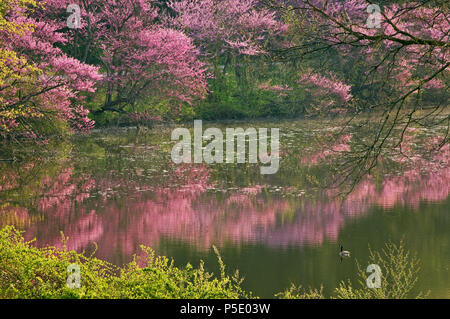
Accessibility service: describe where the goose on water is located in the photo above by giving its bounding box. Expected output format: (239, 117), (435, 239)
(339, 245), (350, 258)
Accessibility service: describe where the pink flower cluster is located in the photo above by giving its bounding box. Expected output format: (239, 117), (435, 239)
(298, 71), (353, 103)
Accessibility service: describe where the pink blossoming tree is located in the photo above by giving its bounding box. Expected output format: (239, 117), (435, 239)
(0, 1), (101, 138)
(270, 0), (449, 188)
(167, 0), (287, 57)
(40, 0), (209, 116)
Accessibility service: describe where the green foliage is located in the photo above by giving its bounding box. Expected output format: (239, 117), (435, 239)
(195, 64), (307, 121)
(334, 241), (428, 299)
(0, 226), (114, 298)
(113, 245), (250, 299)
(0, 226), (428, 299)
(275, 284), (324, 299)
(273, 241), (426, 299)
(0, 226), (249, 299)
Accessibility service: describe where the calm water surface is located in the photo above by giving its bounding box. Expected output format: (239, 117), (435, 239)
(1, 119), (449, 298)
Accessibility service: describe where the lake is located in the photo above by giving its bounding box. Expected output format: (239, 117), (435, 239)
(0, 118), (449, 298)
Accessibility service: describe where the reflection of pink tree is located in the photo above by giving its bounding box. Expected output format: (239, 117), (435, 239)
(1, 142), (448, 264)
(301, 134), (352, 165)
(9, 174), (447, 263)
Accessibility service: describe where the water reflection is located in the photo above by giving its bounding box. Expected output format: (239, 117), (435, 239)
(0, 130), (448, 267)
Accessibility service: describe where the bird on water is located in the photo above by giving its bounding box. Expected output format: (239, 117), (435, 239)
(339, 245), (350, 260)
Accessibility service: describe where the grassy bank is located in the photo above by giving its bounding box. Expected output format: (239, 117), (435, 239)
(0, 226), (426, 299)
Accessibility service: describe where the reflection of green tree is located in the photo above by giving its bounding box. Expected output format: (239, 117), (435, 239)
(0, 141), (73, 212)
(71, 129), (176, 188)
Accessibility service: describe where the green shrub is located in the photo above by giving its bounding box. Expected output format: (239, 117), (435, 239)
(275, 284), (324, 299)
(0, 226), (428, 299)
(0, 226), (249, 299)
(334, 241), (428, 299)
(273, 241), (426, 299)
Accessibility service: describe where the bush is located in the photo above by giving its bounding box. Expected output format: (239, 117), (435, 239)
(0, 226), (427, 299)
(0, 226), (249, 299)
(334, 241), (428, 299)
(275, 284), (324, 299)
(274, 241), (427, 299)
